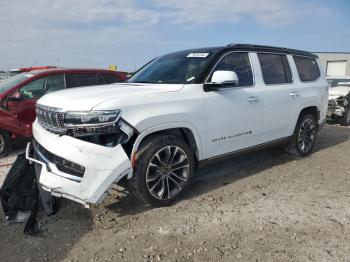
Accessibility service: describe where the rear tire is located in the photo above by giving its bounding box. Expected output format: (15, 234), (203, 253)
(284, 114), (317, 157)
(129, 134), (194, 207)
(340, 107), (350, 126)
(0, 130), (12, 157)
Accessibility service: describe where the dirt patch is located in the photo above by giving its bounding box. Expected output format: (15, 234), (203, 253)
(0, 125), (349, 262)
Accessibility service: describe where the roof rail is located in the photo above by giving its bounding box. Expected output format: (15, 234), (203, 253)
(225, 43), (317, 58)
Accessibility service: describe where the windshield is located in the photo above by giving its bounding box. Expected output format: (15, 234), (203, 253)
(328, 78), (350, 88)
(128, 51), (214, 84)
(0, 73), (33, 93)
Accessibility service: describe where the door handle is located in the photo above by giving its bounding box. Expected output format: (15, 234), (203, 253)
(247, 96), (260, 102)
(289, 92), (301, 97)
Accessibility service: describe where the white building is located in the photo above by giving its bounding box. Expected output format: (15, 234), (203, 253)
(314, 52), (350, 77)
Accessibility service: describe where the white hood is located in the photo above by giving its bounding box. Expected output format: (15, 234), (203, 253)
(38, 83), (184, 111)
(329, 86), (350, 100)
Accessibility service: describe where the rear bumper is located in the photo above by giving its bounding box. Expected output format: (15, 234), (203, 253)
(26, 121), (132, 206)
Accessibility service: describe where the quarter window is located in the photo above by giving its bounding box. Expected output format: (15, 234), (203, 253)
(211, 52), (253, 86)
(258, 53), (292, 85)
(293, 56), (320, 82)
(66, 73), (99, 88)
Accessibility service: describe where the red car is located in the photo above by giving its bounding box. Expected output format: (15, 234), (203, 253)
(0, 68), (127, 155)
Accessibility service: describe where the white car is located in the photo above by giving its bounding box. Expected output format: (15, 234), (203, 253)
(326, 76), (350, 126)
(26, 44), (329, 207)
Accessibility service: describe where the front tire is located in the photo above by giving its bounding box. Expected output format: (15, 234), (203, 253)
(284, 114), (317, 157)
(0, 130), (12, 157)
(129, 135), (194, 207)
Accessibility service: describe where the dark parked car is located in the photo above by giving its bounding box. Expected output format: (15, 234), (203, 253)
(0, 68), (127, 155)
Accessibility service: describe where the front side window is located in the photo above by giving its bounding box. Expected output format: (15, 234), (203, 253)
(128, 51), (214, 84)
(258, 53), (292, 85)
(210, 52), (253, 86)
(66, 73), (99, 88)
(19, 75), (65, 99)
(293, 56), (320, 82)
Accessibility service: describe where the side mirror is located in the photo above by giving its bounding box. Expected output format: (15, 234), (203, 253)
(8, 92), (22, 101)
(205, 70), (239, 91)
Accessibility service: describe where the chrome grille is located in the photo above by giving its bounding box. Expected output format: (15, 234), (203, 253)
(36, 104), (66, 133)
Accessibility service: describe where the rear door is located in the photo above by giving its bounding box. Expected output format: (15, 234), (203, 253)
(256, 53), (299, 142)
(293, 56), (328, 125)
(66, 73), (100, 88)
(203, 52), (264, 158)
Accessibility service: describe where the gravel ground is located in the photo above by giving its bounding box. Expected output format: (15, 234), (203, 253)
(0, 154), (17, 185)
(0, 124), (349, 262)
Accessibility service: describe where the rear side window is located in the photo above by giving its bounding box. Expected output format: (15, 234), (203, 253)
(211, 52), (253, 86)
(66, 73), (99, 88)
(258, 53), (292, 85)
(293, 56), (320, 82)
(101, 73), (123, 84)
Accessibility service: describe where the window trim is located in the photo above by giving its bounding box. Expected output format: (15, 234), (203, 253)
(293, 55), (321, 82)
(204, 51), (256, 90)
(257, 52), (294, 86)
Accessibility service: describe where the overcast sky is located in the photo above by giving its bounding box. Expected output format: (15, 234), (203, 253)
(0, 0), (349, 71)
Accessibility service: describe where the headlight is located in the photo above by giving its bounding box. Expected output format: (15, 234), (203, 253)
(64, 110), (121, 127)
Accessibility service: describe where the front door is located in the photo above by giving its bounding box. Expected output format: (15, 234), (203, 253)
(203, 52), (263, 159)
(7, 74), (65, 130)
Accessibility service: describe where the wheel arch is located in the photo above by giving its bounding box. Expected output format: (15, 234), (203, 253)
(298, 106), (319, 127)
(130, 123), (204, 171)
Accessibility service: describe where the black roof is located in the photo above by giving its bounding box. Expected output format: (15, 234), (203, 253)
(178, 43), (317, 58)
(225, 43), (317, 58)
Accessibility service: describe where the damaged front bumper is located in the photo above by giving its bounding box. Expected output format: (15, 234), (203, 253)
(26, 121), (132, 207)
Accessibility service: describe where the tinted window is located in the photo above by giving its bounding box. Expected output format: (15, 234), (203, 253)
(293, 56), (320, 82)
(44, 75), (65, 93)
(101, 73), (122, 84)
(66, 73), (99, 88)
(258, 53), (292, 85)
(212, 52), (253, 86)
(20, 74), (65, 99)
(128, 51), (214, 84)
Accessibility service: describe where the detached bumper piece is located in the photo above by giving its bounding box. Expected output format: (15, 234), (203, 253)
(0, 153), (55, 235)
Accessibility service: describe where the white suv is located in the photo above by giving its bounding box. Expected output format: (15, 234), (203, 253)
(26, 44), (329, 207)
